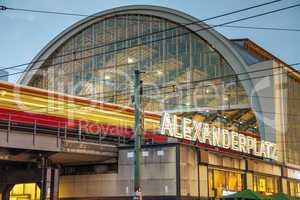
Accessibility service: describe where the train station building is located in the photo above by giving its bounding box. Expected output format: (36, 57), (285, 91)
(0, 5), (300, 200)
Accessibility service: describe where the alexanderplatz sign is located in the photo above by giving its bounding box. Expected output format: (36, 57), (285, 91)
(160, 112), (278, 161)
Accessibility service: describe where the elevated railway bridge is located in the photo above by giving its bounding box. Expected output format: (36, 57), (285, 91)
(0, 81), (163, 200)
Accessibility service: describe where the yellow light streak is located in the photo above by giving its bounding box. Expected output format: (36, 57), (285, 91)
(0, 90), (160, 131)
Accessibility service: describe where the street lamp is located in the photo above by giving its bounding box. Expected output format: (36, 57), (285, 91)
(133, 69), (144, 199)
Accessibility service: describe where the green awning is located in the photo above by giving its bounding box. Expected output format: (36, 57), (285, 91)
(222, 189), (266, 200)
(272, 192), (296, 200)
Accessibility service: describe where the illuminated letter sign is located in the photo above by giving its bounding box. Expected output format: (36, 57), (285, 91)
(160, 112), (278, 160)
(182, 118), (192, 140)
(160, 112), (174, 137)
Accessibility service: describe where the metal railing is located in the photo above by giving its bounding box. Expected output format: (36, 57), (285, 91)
(0, 111), (130, 146)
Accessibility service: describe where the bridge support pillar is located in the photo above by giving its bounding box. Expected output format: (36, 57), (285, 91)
(1, 184), (13, 200)
(40, 157), (50, 200)
(50, 168), (60, 200)
(39, 157), (60, 200)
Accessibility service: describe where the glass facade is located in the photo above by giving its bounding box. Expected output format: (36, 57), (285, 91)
(29, 14), (249, 112)
(253, 174), (278, 195)
(208, 169), (243, 198)
(287, 179), (300, 197)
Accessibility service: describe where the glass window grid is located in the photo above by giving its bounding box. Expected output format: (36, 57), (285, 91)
(31, 14), (250, 113)
(253, 174), (279, 194)
(208, 169), (244, 198)
(287, 179), (300, 197)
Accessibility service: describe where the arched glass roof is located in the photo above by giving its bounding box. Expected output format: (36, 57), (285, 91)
(18, 6), (265, 136)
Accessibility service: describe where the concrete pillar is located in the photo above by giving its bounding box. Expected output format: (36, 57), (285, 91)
(39, 165), (60, 200)
(50, 168), (60, 200)
(280, 166), (288, 193)
(0, 183), (4, 197)
(40, 157), (52, 200)
(245, 159), (254, 190)
(2, 184), (13, 200)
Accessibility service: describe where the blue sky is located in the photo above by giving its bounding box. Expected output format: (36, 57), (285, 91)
(0, 0), (299, 82)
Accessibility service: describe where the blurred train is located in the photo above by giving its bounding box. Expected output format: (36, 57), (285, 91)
(0, 81), (166, 143)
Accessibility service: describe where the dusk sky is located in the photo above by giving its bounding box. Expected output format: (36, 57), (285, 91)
(0, 0), (299, 82)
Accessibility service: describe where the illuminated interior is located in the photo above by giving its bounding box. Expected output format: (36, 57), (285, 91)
(253, 175), (278, 195)
(29, 14), (249, 114)
(287, 180), (300, 197)
(175, 108), (259, 136)
(298, 182), (300, 197)
(208, 169), (243, 198)
(10, 183), (40, 200)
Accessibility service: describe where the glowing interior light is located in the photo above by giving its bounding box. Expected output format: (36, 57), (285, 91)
(105, 75), (111, 80)
(295, 171), (300, 179)
(127, 57), (134, 64)
(157, 70), (163, 76)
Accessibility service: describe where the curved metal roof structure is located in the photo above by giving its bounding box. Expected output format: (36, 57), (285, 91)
(18, 5), (266, 138)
